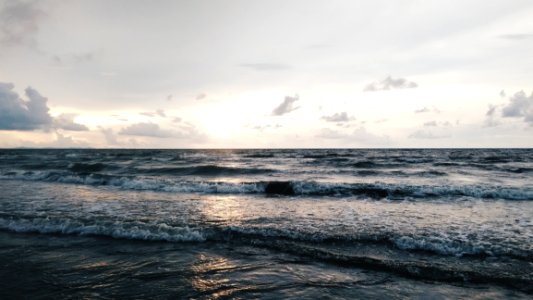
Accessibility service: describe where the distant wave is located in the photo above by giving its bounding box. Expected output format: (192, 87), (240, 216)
(1, 171), (531, 200)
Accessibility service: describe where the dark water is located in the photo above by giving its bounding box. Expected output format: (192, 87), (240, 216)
(0, 149), (532, 299)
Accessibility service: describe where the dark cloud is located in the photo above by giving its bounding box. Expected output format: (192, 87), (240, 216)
(364, 76), (418, 92)
(0, 82), (90, 132)
(0, 82), (52, 130)
(321, 112), (355, 123)
(498, 34), (533, 40)
(240, 63), (290, 71)
(53, 114), (89, 131)
(272, 94), (299, 116)
(0, 0), (45, 47)
(501, 90), (533, 125)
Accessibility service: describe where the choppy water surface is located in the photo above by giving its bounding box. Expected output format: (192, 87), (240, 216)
(0, 149), (532, 298)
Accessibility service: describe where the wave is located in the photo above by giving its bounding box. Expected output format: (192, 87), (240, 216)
(1, 171), (531, 200)
(134, 165), (276, 176)
(1, 216), (530, 261)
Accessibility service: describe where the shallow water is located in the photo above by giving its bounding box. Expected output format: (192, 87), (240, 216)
(0, 149), (532, 298)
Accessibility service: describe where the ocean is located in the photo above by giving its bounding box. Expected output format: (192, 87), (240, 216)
(0, 148), (531, 299)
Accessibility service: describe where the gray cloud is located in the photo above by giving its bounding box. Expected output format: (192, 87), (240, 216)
(0, 0), (45, 47)
(272, 94), (299, 116)
(500, 90), (506, 98)
(240, 63), (290, 71)
(364, 76), (418, 92)
(321, 112), (355, 123)
(423, 121), (437, 127)
(501, 90), (533, 125)
(0, 82), (52, 130)
(195, 93), (206, 100)
(53, 114), (89, 131)
(499, 34), (533, 40)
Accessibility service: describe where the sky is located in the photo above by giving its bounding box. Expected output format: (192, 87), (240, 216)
(0, 0), (532, 148)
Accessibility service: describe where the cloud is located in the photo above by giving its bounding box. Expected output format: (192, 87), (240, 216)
(240, 63), (290, 71)
(0, 82), (53, 130)
(119, 122), (175, 138)
(100, 127), (119, 145)
(140, 109), (166, 118)
(415, 107), (430, 113)
(119, 122), (206, 140)
(500, 90), (506, 98)
(408, 130), (450, 139)
(53, 114), (89, 131)
(195, 93), (206, 100)
(156, 109), (166, 117)
(316, 128), (348, 139)
(484, 104), (500, 127)
(0, 0), (45, 47)
(317, 126), (390, 145)
(498, 34), (533, 40)
(501, 90), (533, 125)
(423, 121), (437, 127)
(364, 76), (418, 92)
(272, 94), (299, 116)
(321, 112), (355, 123)
(414, 107), (440, 114)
